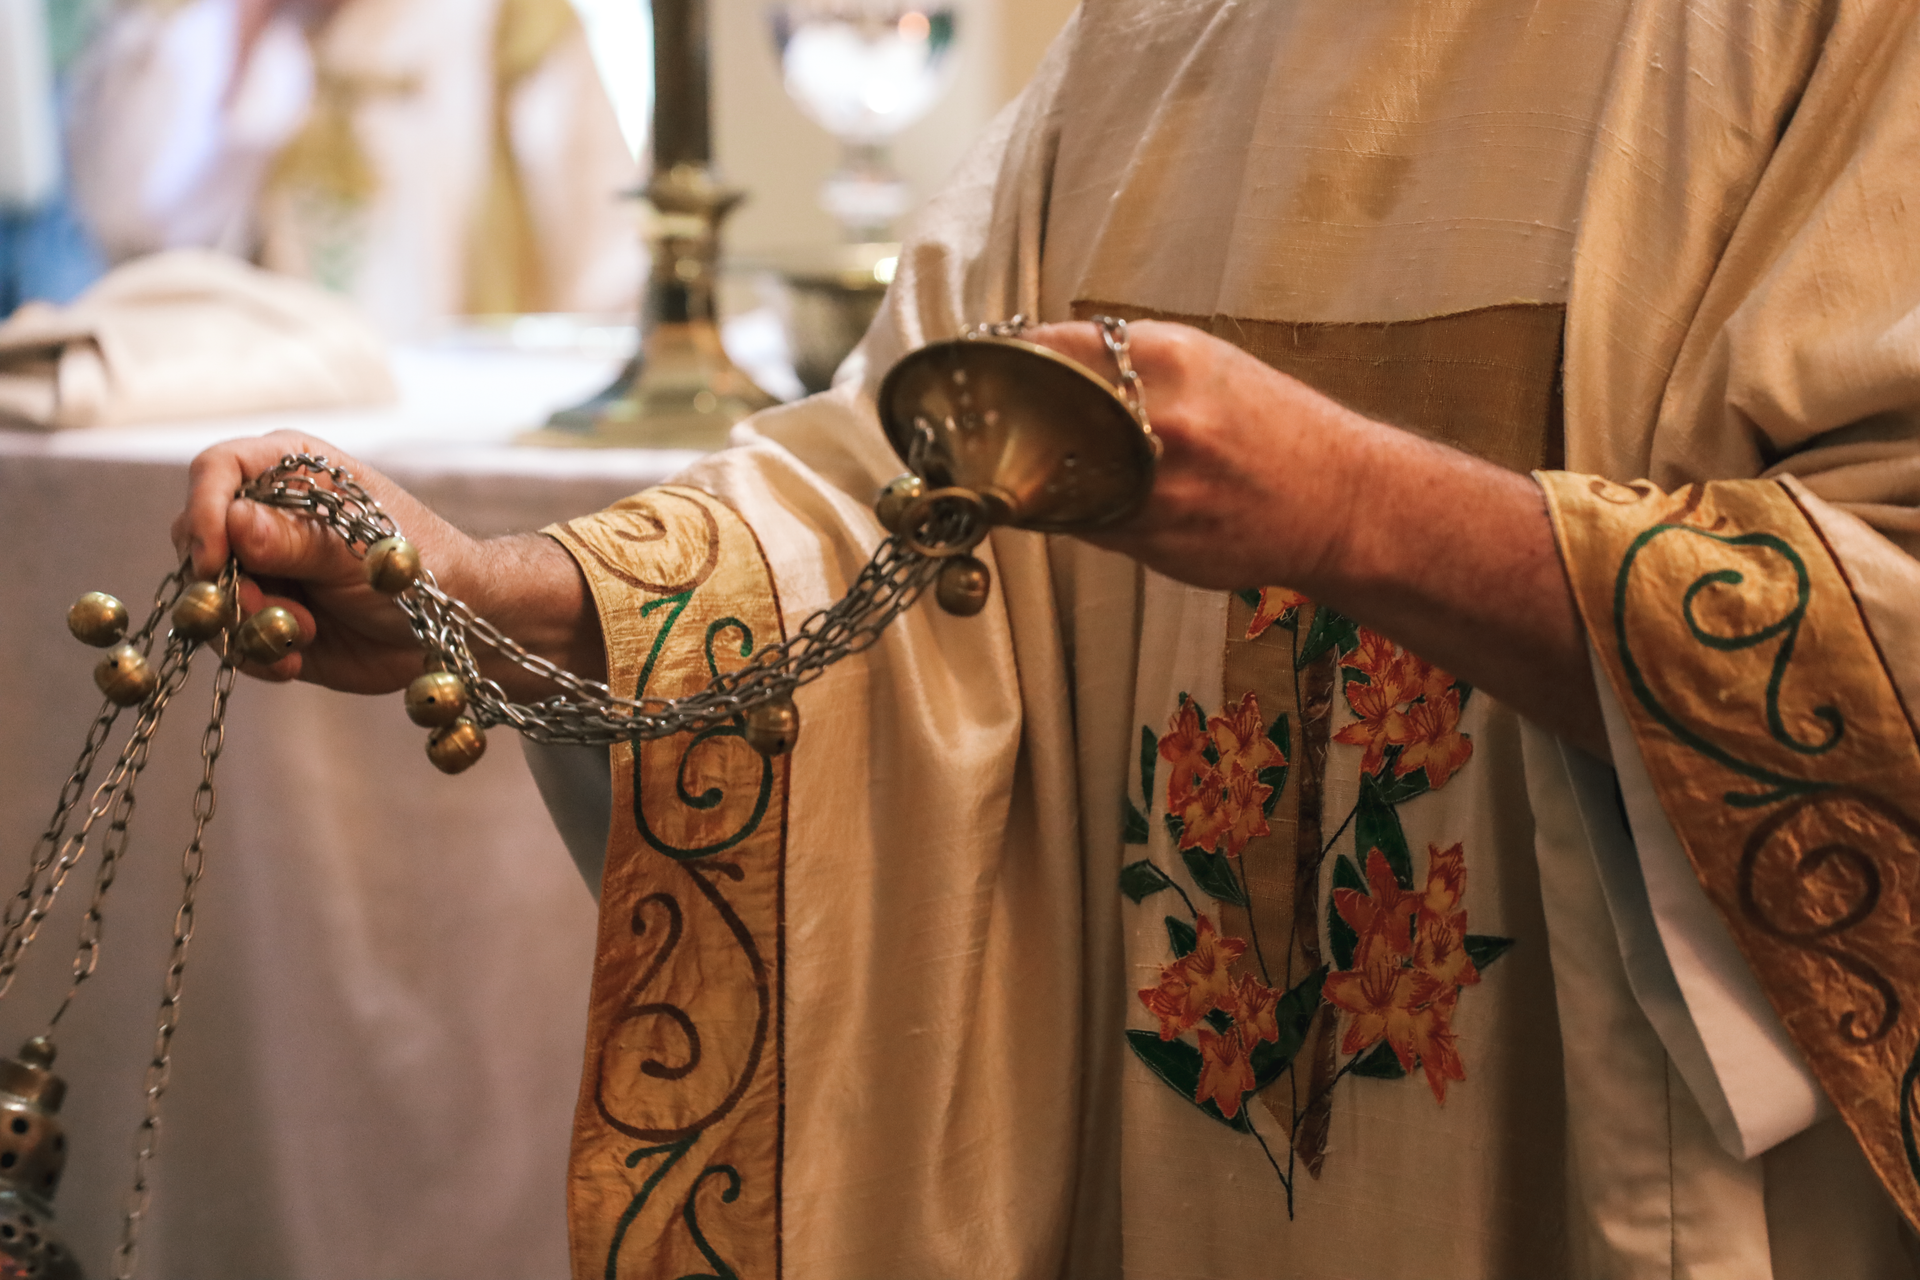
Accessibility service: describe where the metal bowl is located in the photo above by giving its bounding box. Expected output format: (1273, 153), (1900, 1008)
(875, 336), (1156, 533)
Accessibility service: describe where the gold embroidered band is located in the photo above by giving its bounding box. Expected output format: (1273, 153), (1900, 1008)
(1541, 473), (1920, 1227)
(547, 487), (787, 1279)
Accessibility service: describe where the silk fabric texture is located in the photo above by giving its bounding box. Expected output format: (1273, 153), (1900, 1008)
(549, 1), (1920, 1276)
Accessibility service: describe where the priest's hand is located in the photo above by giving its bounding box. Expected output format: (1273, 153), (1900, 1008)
(171, 430), (603, 694)
(1023, 319), (1608, 757)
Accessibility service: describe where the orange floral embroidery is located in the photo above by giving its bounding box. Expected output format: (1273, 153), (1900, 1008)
(1158, 692), (1286, 858)
(1158, 699), (1213, 813)
(1196, 1025), (1258, 1118)
(1332, 680), (1411, 776)
(1138, 914), (1246, 1041)
(1212, 691), (1285, 779)
(1331, 628), (1473, 789)
(1332, 849), (1418, 965)
(1390, 688), (1474, 790)
(1246, 587), (1309, 640)
(1196, 968), (1287, 1119)
(1325, 844), (1482, 1103)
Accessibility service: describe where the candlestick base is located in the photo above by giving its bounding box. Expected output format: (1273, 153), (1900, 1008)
(524, 165), (775, 450)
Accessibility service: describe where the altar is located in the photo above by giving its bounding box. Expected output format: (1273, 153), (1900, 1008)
(0, 341), (701, 1277)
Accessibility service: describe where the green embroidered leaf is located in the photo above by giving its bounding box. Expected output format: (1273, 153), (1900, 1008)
(1139, 725), (1158, 810)
(1348, 1040), (1407, 1079)
(1120, 859), (1172, 903)
(1181, 848), (1248, 906)
(1250, 965), (1328, 1088)
(1465, 934), (1516, 970)
(1268, 711), (1292, 759)
(1356, 773), (1414, 889)
(1297, 606), (1360, 669)
(1260, 713), (1292, 817)
(1204, 1008), (1234, 1034)
(1166, 915), (1198, 958)
(1374, 765), (1432, 806)
(1124, 1029), (1253, 1133)
(1164, 812), (1185, 844)
(1258, 765), (1290, 817)
(1236, 588), (1262, 609)
(1329, 855), (1364, 969)
(1122, 796), (1151, 845)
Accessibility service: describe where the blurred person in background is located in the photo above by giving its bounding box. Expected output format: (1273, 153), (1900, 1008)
(0, 0), (108, 314)
(63, 0), (643, 336)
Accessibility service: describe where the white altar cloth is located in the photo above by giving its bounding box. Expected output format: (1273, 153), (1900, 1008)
(0, 343), (696, 1278)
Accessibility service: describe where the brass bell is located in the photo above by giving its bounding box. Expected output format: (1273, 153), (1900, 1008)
(742, 697), (800, 756)
(404, 671), (468, 727)
(934, 555), (992, 617)
(170, 580), (235, 642)
(426, 719), (487, 774)
(0, 1037), (80, 1280)
(94, 644), (157, 706)
(234, 606), (301, 665)
(364, 536), (422, 595)
(67, 591), (128, 648)
(873, 474), (926, 534)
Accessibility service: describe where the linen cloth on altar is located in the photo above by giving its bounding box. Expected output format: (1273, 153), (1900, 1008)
(0, 248), (392, 428)
(536, 1), (1920, 1276)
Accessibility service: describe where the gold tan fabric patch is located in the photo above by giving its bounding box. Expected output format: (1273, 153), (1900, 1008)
(547, 486), (787, 1280)
(1071, 300), (1564, 474)
(1540, 472), (1920, 1228)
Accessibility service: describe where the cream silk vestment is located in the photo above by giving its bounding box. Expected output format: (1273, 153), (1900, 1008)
(526, 1), (1920, 1276)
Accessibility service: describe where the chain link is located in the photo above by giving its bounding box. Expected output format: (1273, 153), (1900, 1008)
(0, 566), (191, 1002)
(239, 454), (981, 747)
(110, 654), (234, 1280)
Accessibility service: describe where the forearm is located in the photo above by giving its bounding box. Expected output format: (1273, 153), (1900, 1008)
(1306, 423), (1608, 758)
(457, 534), (607, 698)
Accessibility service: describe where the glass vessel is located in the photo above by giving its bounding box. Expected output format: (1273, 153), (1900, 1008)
(769, 0), (958, 240)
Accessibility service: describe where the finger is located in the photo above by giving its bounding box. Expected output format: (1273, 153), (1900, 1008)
(227, 496), (361, 585)
(179, 430), (353, 580)
(1022, 322), (1115, 383)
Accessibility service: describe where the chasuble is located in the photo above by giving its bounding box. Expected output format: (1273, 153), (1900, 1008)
(529, 1), (1920, 1275)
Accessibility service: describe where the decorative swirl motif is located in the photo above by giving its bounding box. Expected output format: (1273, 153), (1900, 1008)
(1614, 524), (1841, 806)
(679, 1164), (745, 1280)
(596, 861), (770, 1143)
(558, 491), (723, 595)
(1738, 791), (1920, 1047)
(633, 614), (774, 860)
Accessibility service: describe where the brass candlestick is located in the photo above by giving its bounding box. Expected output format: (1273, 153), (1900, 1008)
(526, 0), (773, 449)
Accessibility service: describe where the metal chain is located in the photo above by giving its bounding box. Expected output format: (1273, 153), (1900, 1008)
(110, 654), (235, 1280)
(239, 456), (980, 747)
(46, 565), (239, 1030)
(0, 566), (189, 997)
(0, 636), (197, 1005)
(965, 314), (1145, 425)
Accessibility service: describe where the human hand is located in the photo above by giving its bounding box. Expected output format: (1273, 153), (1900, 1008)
(1022, 320), (1377, 594)
(170, 430), (482, 693)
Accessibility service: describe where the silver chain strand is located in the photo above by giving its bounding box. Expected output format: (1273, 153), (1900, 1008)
(0, 567), (190, 1001)
(966, 314), (1146, 424)
(111, 655), (235, 1280)
(239, 456), (983, 746)
(47, 564), (242, 1031)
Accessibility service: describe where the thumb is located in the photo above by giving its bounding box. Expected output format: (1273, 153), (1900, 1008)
(227, 497), (356, 584)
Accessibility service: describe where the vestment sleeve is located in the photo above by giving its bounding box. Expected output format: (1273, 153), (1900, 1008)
(1542, 0), (1920, 1227)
